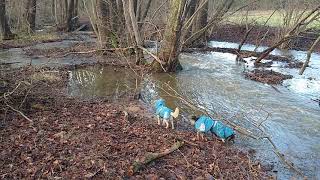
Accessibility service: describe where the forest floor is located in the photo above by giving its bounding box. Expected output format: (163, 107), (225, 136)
(0, 63), (273, 179)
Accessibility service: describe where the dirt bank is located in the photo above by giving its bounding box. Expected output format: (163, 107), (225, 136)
(0, 66), (272, 179)
(210, 24), (320, 52)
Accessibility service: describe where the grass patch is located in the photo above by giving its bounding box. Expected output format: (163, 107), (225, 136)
(0, 33), (62, 48)
(227, 10), (320, 30)
(15, 33), (60, 43)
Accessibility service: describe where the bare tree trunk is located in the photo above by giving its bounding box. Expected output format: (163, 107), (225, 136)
(97, 0), (110, 47)
(51, 0), (55, 20)
(191, 0), (208, 47)
(138, 0), (152, 30)
(184, 0), (197, 37)
(122, 0), (134, 44)
(0, 0), (14, 40)
(299, 35), (320, 75)
(25, 0), (37, 32)
(152, 0), (187, 72)
(67, 0), (74, 31)
(183, 0), (234, 47)
(66, 0), (79, 31)
(128, 0), (144, 65)
(64, 0), (68, 25)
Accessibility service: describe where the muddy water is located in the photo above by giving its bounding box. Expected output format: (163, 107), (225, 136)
(1, 39), (319, 179)
(68, 66), (138, 98)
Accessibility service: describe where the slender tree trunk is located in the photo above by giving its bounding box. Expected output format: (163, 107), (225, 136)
(128, 0), (144, 65)
(191, 0), (208, 47)
(51, 0), (55, 20)
(74, 0), (79, 24)
(183, 0), (234, 47)
(122, 0), (134, 44)
(64, 0), (68, 24)
(0, 0), (14, 40)
(25, 0), (37, 32)
(133, 0), (138, 15)
(97, 0), (110, 47)
(153, 0), (187, 72)
(138, 0), (152, 30)
(66, 0), (78, 31)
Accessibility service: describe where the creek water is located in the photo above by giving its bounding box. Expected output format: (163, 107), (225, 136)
(1, 39), (319, 179)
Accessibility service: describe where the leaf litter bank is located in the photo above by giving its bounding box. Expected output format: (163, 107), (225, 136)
(0, 65), (272, 179)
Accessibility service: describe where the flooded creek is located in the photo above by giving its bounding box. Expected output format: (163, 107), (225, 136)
(68, 52), (320, 179)
(1, 39), (319, 179)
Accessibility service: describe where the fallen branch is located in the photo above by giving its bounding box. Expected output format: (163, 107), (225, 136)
(53, 47), (135, 58)
(299, 34), (320, 75)
(6, 104), (33, 123)
(138, 45), (167, 72)
(128, 141), (184, 175)
(176, 137), (200, 148)
(138, 45), (165, 65)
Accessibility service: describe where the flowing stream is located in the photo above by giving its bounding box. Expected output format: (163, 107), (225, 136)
(1, 39), (319, 179)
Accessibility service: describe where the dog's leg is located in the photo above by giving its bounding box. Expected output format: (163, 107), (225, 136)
(196, 131), (200, 140)
(157, 115), (161, 125)
(201, 133), (205, 141)
(164, 120), (169, 129)
(170, 116), (174, 129)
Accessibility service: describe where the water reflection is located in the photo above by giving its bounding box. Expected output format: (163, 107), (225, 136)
(68, 66), (137, 98)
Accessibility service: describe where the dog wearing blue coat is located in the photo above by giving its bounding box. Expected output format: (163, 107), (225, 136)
(154, 99), (179, 129)
(190, 115), (235, 142)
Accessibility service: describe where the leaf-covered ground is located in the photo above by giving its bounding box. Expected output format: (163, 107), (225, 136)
(0, 66), (272, 179)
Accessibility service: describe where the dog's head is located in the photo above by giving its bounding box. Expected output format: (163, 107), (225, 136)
(224, 127), (235, 142)
(188, 115), (199, 125)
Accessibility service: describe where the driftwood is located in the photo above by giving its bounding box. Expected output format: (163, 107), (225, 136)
(128, 141), (184, 175)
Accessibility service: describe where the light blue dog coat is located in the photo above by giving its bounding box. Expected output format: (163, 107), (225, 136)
(155, 99), (172, 119)
(195, 116), (235, 140)
(194, 116), (215, 133)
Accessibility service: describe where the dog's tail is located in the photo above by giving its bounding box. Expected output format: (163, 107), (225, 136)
(170, 107), (179, 118)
